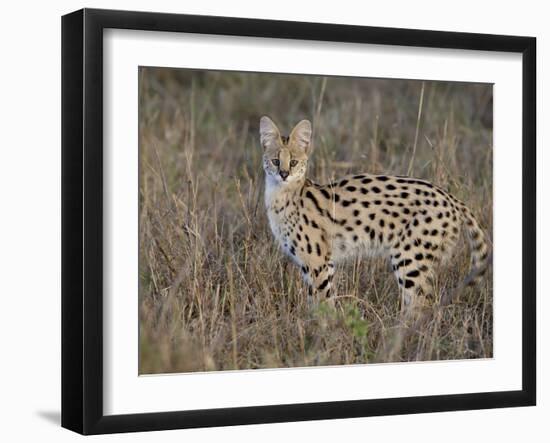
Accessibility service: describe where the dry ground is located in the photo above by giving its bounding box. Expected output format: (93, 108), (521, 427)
(138, 68), (493, 374)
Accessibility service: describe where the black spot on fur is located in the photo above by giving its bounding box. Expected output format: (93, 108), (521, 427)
(318, 278), (329, 291)
(397, 258), (413, 268)
(305, 191), (323, 215)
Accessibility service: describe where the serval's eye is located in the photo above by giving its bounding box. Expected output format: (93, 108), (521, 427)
(271, 159), (280, 166)
(290, 160), (298, 167)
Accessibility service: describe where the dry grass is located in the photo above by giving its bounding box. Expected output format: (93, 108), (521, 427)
(138, 67), (493, 374)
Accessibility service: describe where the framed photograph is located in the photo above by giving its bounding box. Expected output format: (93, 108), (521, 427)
(61, 8), (536, 435)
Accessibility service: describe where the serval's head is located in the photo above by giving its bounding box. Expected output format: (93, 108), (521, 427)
(260, 116), (312, 186)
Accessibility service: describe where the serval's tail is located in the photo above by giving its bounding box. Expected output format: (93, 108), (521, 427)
(442, 206), (491, 305)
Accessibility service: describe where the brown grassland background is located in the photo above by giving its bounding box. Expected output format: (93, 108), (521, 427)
(139, 67), (493, 374)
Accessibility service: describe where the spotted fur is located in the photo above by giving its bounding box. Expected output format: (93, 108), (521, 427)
(260, 116), (489, 307)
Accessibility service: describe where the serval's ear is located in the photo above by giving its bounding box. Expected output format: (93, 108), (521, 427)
(259, 116), (281, 150)
(289, 119), (312, 154)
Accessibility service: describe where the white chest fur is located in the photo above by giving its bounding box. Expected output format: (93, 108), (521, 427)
(265, 179), (287, 242)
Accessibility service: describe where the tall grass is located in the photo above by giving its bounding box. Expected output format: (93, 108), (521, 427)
(138, 68), (493, 374)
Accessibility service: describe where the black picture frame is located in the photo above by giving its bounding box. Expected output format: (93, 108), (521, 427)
(61, 8), (536, 435)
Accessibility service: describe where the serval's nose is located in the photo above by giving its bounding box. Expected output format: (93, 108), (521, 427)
(279, 170), (289, 180)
